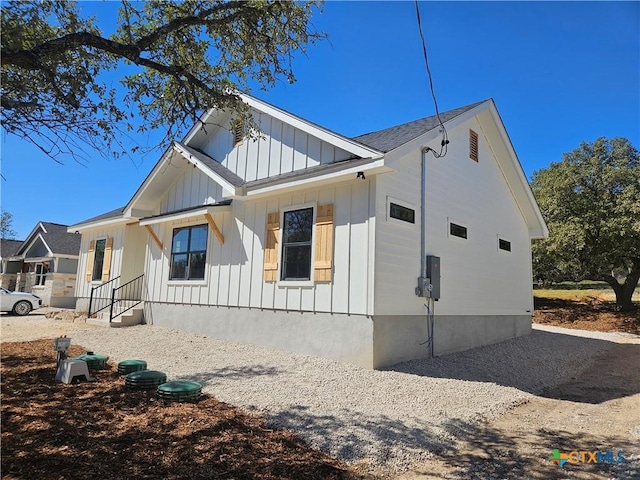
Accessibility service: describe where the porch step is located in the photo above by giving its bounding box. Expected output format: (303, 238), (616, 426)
(86, 305), (144, 328)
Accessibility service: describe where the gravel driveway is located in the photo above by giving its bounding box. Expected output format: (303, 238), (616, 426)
(2, 312), (634, 474)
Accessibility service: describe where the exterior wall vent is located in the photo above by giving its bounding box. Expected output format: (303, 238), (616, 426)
(469, 129), (479, 162)
(233, 119), (244, 146)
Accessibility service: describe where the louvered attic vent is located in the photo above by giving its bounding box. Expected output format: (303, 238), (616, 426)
(233, 119), (244, 146)
(469, 129), (479, 162)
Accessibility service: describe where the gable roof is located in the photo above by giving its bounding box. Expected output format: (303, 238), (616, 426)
(72, 94), (546, 238)
(351, 100), (486, 153)
(17, 222), (81, 257)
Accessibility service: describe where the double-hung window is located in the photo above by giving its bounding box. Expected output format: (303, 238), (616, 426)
(170, 225), (208, 280)
(281, 208), (313, 281)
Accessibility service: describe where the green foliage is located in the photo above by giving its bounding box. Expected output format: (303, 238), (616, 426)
(531, 137), (640, 308)
(1, 0), (324, 163)
(1, 210), (18, 239)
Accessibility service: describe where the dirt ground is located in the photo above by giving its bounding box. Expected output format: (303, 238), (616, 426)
(1, 298), (639, 479)
(399, 339), (640, 479)
(533, 295), (640, 335)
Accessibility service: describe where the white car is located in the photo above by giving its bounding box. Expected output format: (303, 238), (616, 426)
(0, 287), (42, 316)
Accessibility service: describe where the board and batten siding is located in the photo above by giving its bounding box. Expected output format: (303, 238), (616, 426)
(74, 225), (126, 300)
(374, 116), (534, 317)
(199, 110), (354, 183)
(159, 163), (226, 214)
(144, 180), (374, 315)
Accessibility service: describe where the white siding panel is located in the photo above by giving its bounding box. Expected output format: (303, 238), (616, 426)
(280, 123), (295, 175)
(348, 181), (369, 314)
(293, 130), (307, 171)
(268, 119), (283, 177)
(144, 180), (372, 315)
(238, 202), (255, 307)
(307, 136), (322, 169)
(331, 185), (351, 314)
(374, 116), (535, 317)
(199, 108), (360, 182)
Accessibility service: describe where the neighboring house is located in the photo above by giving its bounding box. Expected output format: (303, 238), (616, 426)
(0, 223), (81, 308)
(70, 94), (547, 369)
(0, 239), (24, 290)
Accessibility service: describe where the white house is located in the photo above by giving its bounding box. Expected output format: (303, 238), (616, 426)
(69, 94), (547, 369)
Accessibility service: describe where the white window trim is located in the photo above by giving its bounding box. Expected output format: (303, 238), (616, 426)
(497, 234), (512, 253)
(447, 217), (468, 241)
(276, 202), (317, 287)
(386, 196), (417, 229)
(90, 236), (109, 284)
(167, 221), (211, 284)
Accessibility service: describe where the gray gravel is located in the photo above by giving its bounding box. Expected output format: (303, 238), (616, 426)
(57, 323), (622, 473)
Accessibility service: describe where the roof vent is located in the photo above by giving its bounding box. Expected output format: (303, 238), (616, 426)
(469, 129), (479, 162)
(233, 119), (244, 146)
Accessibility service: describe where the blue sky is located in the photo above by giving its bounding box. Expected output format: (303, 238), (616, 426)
(1, 1), (638, 240)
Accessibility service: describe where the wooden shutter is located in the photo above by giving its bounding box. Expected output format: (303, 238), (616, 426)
(85, 240), (96, 282)
(101, 237), (113, 282)
(314, 204), (334, 282)
(263, 213), (279, 282)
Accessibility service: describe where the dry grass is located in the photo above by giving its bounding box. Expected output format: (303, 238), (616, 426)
(1, 340), (370, 480)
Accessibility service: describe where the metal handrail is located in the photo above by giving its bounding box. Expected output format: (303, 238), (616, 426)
(109, 274), (144, 322)
(88, 276), (120, 317)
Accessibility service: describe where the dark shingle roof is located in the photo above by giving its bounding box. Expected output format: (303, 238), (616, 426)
(351, 100), (487, 153)
(74, 207), (126, 226)
(39, 222), (81, 255)
(15, 222), (81, 257)
(1, 239), (23, 258)
(139, 200), (232, 222)
(176, 142), (245, 187)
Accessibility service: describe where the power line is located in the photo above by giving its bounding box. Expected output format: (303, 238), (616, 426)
(414, 0), (449, 158)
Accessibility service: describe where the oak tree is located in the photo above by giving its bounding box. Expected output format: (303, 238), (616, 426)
(1, 0), (323, 163)
(531, 137), (640, 310)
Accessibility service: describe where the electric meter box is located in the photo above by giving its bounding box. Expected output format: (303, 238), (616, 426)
(426, 255), (440, 299)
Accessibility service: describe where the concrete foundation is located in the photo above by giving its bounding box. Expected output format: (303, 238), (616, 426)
(122, 304), (533, 369)
(146, 303), (375, 369)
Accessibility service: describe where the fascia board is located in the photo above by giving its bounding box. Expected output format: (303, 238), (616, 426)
(139, 204), (231, 226)
(23, 256), (55, 263)
(182, 108), (217, 145)
(20, 233), (53, 258)
(483, 102), (549, 238)
(17, 223), (46, 255)
(172, 143), (240, 195)
(244, 159), (391, 199)
(240, 94), (383, 160)
(123, 145), (177, 218)
(68, 216), (130, 233)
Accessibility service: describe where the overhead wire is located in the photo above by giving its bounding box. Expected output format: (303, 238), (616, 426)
(414, 0), (449, 158)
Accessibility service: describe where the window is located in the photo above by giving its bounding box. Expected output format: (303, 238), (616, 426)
(389, 202), (415, 224)
(86, 237), (113, 283)
(499, 238), (512, 252)
(281, 207), (313, 281)
(92, 239), (106, 281)
(469, 129), (479, 162)
(35, 262), (50, 286)
(170, 225), (208, 280)
(450, 222), (468, 239)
